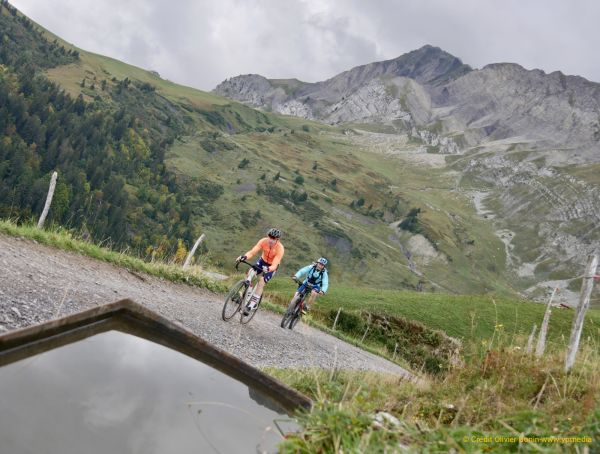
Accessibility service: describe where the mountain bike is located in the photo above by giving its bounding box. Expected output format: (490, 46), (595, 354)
(222, 259), (266, 324)
(280, 279), (317, 330)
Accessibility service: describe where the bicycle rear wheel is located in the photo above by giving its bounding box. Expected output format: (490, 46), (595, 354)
(240, 294), (262, 324)
(222, 280), (247, 321)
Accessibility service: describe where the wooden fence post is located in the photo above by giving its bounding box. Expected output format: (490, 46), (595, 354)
(526, 324), (537, 354)
(361, 313), (372, 343)
(565, 254), (598, 372)
(183, 234), (206, 269)
(37, 171), (58, 229)
(332, 307), (342, 331)
(535, 287), (558, 358)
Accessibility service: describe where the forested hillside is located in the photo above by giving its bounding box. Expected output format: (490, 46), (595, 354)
(0, 0), (204, 253)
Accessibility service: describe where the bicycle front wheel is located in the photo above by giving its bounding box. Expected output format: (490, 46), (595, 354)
(222, 280), (247, 321)
(281, 296), (299, 328)
(288, 309), (301, 330)
(240, 294), (262, 325)
(280, 310), (293, 328)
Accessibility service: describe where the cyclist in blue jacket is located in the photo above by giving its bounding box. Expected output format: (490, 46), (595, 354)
(292, 257), (329, 313)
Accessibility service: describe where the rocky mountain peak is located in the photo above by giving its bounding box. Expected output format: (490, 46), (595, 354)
(213, 74), (274, 107)
(382, 45), (472, 85)
(212, 45), (472, 121)
(213, 46), (600, 157)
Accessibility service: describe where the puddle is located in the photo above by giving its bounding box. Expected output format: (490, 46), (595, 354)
(0, 330), (295, 454)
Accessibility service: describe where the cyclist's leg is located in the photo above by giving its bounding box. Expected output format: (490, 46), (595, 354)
(259, 259), (276, 292)
(305, 286), (320, 311)
(248, 259), (275, 307)
(289, 291), (300, 304)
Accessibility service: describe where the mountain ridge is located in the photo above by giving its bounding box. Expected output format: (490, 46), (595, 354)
(214, 46), (600, 156)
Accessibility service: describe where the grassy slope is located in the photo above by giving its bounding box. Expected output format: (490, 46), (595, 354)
(266, 278), (600, 347)
(38, 40), (523, 297)
(349, 137), (512, 294)
(271, 343), (600, 453)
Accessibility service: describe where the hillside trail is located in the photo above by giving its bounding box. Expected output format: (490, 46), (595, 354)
(0, 233), (411, 377)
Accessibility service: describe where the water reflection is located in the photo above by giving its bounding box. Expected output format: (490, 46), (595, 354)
(0, 330), (288, 453)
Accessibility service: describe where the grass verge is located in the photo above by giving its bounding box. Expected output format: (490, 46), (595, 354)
(0, 219), (227, 293)
(267, 336), (600, 453)
(261, 300), (412, 372)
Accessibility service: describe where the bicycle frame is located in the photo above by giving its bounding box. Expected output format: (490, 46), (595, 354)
(223, 259), (268, 323)
(280, 281), (317, 330)
(238, 259), (267, 312)
(295, 282), (316, 305)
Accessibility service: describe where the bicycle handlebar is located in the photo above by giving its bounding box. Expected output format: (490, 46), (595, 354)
(235, 259), (267, 273)
(292, 278), (320, 291)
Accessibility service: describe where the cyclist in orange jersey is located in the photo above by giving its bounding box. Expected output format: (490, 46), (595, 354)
(236, 228), (284, 314)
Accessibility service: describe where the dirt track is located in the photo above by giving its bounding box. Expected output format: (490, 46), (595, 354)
(0, 234), (411, 377)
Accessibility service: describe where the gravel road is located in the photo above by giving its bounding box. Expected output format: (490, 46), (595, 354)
(0, 234), (411, 377)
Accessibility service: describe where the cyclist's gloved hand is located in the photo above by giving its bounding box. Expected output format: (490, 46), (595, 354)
(236, 255), (247, 263)
(263, 266), (270, 273)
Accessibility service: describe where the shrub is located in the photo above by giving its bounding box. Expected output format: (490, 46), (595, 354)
(399, 207), (421, 233)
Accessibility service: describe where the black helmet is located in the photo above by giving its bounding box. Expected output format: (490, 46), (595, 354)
(267, 228), (281, 238)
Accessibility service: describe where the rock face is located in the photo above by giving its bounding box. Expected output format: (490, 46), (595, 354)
(214, 45), (600, 156)
(435, 63), (600, 159)
(214, 45), (469, 125)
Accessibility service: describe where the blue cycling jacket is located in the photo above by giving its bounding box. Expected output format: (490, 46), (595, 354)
(294, 264), (329, 293)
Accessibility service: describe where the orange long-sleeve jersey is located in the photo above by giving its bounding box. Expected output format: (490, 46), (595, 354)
(244, 237), (284, 271)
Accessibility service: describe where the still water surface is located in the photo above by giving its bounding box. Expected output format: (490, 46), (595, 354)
(0, 330), (291, 454)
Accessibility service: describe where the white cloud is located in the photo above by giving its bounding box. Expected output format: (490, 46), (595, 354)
(10, 0), (600, 90)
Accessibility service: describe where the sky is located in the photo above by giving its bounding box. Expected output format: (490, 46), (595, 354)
(9, 0), (600, 91)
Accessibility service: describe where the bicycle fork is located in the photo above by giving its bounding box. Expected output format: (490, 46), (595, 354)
(243, 269), (257, 305)
(244, 283), (256, 305)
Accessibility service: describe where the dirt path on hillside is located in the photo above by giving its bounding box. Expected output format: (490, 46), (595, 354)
(0, 234), (411, 377)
